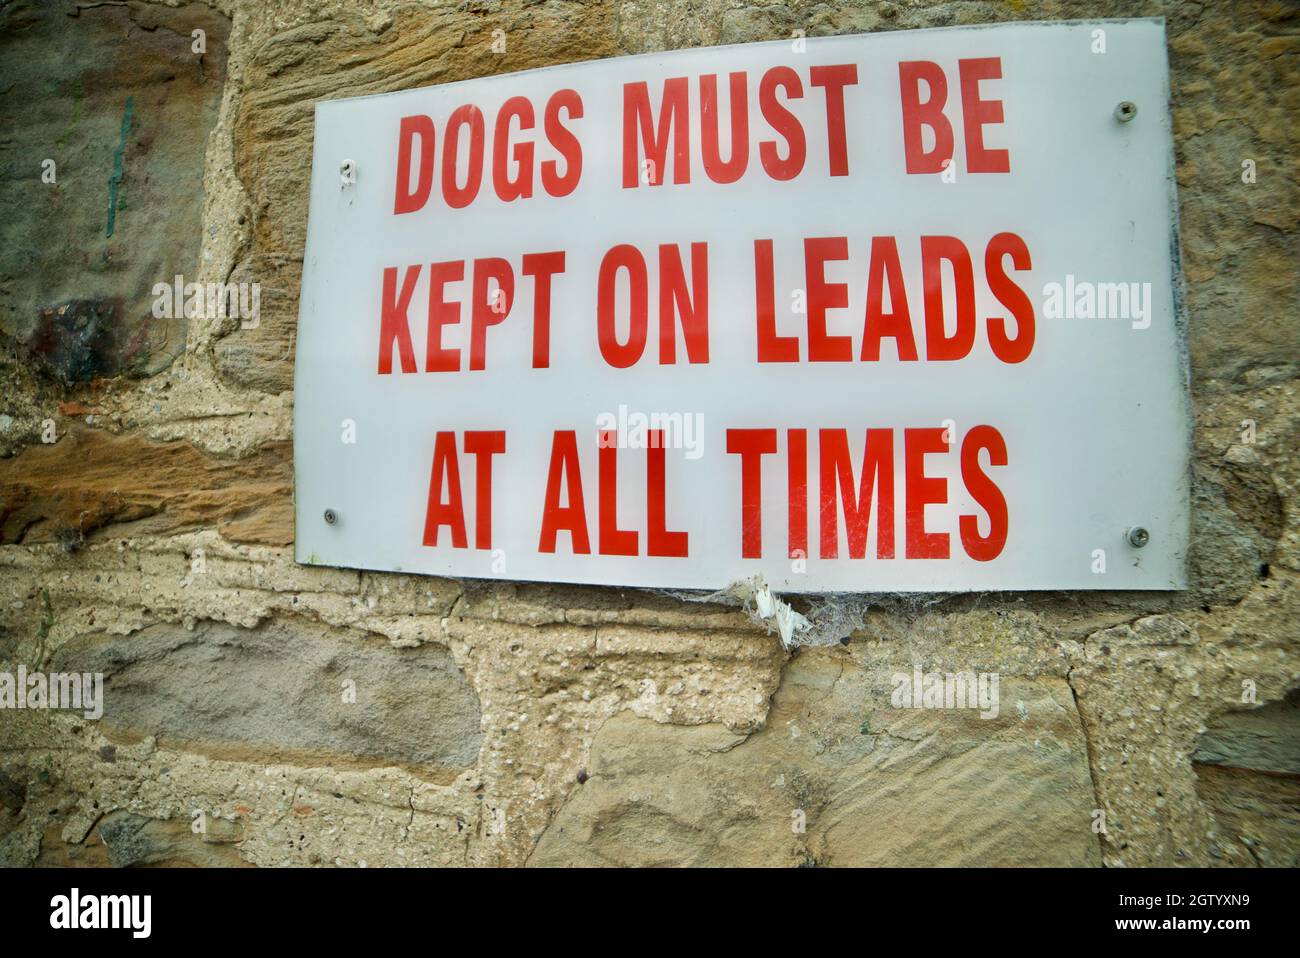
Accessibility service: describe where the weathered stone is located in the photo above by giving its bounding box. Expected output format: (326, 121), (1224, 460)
(531, 650), (1101, 866)
(1193, 766), (1299, 868)
(0, 1), (231, 381)
(101, 811), (249, 868)
(34, 810), (251, 868)
(0, 0), (1295, 870)
(1191, 690), (1300, 867)
(1193, 688), (1300, 775)
(51, 619), (482, 779)
(0, 766), (27, 819)
(27, 300), (130, 385)
(0, 426), (293, 546)
(1070, 580), (1300, 867)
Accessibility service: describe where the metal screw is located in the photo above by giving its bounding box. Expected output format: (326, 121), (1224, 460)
(324, 508), (338, 525)
(1114, 101), (1137, 123)
(1126, 526), (1150, 548)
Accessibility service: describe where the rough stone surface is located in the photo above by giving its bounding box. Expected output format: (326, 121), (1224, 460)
(0, 0), (231, 380)
(532, 653), (1101, 866)
(0, 0), (1296, 868)
(0, 426), (293, 547)
(36, 810), (252, 868)
(1193, 688), (1300, 776)
(50, 620), (483, 778)
(1190, 689), (1299, 867)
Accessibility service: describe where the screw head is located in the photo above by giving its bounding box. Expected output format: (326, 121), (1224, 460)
(1126, 526), (1150, 548)
(1114, 101), (1138, 123)
(323, 508), (338, 525)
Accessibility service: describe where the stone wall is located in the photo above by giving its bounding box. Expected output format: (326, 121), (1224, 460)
(0, 0), (1296, 868)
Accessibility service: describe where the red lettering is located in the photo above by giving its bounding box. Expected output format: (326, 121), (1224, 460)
(469, 258), (514, 371)
(726, 428), (777, 558)
(700, 72), (749, 184)
(426, 261), (464, 372)
(599, 431), (638, 555)
(464, 431), (505, 549)
(788, 428), (808, 561)
(758, 67), (806, 180)
(805, 237), (852, 362)
(378, 265), (420, 374)
(538, 431), (591, 554)
(623, 78), (690, 187)
(985, 232), (1034, 363)
(899, 61), (953, 174)
(904, 427), (949, 559)
(442, 104), (485, 209)
(819, 429), (894, 559)
(492, 96), (534, 201)
(658, 242), (709, 364)
(394, 115), (435, 214)
(755, 239), (798, 362)
(809, 64), (857, 176)
(647, 430), (688, 557)
(960, 425), (1008, 561)
(958, 58), (1009, 173)
(422, 431), (467, 548)
(597, 245), (649, 368)
(862, 237), (918, 361)
(522, 251), (565, 369)
(542, 89), (583, 197)
(921, 235), (975, 361)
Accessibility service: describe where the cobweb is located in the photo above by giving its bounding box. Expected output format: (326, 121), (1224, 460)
(654, 576), (952, 649)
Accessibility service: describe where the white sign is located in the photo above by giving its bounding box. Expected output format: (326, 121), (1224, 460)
(293, 19), (1189, 593)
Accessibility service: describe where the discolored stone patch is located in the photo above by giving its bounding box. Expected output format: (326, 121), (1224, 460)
(1194, 688), (1300, 776)
(27, 299), (129, 385)
(1193, 689), (1300, 867)
(51, 619), (483, 780)
(0, 0), (230, 382)
(34, 810), (252, 868)
(0, 426), (293, 546)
